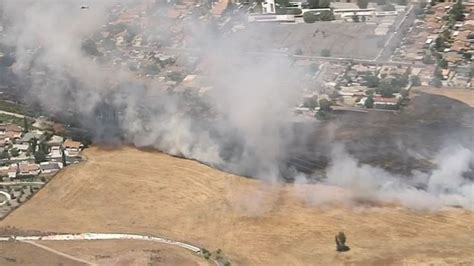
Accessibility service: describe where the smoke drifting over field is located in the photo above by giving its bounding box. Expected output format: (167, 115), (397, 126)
(1, 0), (473, 209)
(325, 144), (473, 209)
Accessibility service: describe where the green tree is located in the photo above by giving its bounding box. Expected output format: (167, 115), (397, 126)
(282, 8), (303, 15)
(438, 58), (448, 69)
(318, 98), (332, 112)
(462, 52), (472, 61)
(320, 10), (335, 21)
(378, 79), (395, 97)
(365, 96), (374, 108)
(39, 142), (50, 154)
(294, 48), (303, 55)
(34, 150), (47, 164)
(357, 0), (369, 9)
(10, 148), (19, 157)
(201, 248), (211, 259)
(434, 36), (445, 52)
(320, 49), (331, 57)
(0, 149), (10, 160)
(392, 74), (409, 88)
(410, 75), (421, 86)
(303, 96), (319, 110)
(81, 39), (100, 56)
(335, 232), (349, 252)
(434, 67), (443, 79)
(61, 146), (67, 167)
(303, 12), (319, 23)
(449, 0), (465, 21)
(23, 117), (29, 133)
(441, 29), (451, 40)
(29, 137), (38, 153)
(365, 74), (379, 88)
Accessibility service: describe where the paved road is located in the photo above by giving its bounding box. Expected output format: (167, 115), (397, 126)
(0, 191), (11, 206)
(0, 233), (202, 253)
(376, 5), (416, 61)
(0, 181), (45, 186)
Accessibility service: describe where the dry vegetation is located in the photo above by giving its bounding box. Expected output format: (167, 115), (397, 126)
(1, 147), (473, 265)
(0, 241), (85, 265)
(37, 240), (207, 266)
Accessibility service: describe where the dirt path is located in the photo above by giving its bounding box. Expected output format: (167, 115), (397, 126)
(21, 240), (94, 265)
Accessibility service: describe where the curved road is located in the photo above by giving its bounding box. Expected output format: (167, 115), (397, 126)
(0, 232), (219, 265)
(0, 232), (201, 252)
(0, 191), (11, 206)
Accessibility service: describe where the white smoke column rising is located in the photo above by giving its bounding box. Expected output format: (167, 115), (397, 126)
(324, 143), (474, 210)
(1, 0), (302, 182)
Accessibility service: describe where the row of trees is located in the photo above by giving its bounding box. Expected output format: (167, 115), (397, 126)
(276, 0), (330, 8)
(448, 0), (465, 22)
(303, 10), (335, 23)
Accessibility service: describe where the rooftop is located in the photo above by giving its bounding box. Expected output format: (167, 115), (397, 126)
(64, 140), (82, 149)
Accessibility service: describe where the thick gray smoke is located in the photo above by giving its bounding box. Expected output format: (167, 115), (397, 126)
(1, 0), (473, 209)
(1, 0), (301, 182)
(295, 144), (474, 210)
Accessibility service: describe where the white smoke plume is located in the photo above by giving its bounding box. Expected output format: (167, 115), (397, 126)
(293, 144), (473, 210)
(1, 0), (302, 182)
(1, 0), (473, 209)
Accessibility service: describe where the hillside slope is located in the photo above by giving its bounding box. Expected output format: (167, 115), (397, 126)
(1, 147), (473, 265)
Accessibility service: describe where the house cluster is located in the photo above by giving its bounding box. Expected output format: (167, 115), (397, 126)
(393, 2), (473, 87)
(81, 0), (223, 92)
(295, 60), (413, 115)
(0, 120), (84, 180)
(328, 63), (412, 109)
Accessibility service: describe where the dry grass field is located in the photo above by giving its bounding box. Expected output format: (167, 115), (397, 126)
(0, 241), (85, 265)
(413, 87), (474, 107)
(37, 240), (207, 266)
(1, 147), (473, 265)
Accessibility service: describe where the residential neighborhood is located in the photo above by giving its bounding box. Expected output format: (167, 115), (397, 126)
(0, 114), (84, 218)
(393, 1), (473, 87)
(35, 0), (467, 120)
